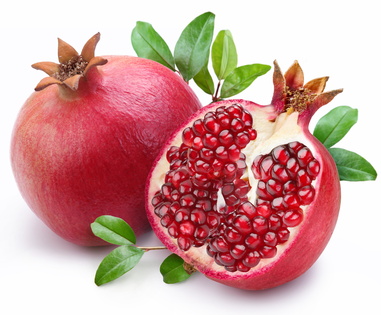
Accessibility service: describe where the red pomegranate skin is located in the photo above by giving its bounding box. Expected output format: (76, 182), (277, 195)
(11, 55), (201, 246)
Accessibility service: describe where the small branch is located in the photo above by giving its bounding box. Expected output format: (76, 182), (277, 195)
(137, 246), (167, 252)
(212, 80), (222, 102)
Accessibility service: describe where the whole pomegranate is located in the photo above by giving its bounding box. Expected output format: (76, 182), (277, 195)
(11, 33), (201, 246)
(146, 61), (342, 290)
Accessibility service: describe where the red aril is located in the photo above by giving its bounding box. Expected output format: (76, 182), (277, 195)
(146, 60), (342, 289)
(11, 33), (201, 246)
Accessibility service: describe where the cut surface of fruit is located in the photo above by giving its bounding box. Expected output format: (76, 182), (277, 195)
(146, 61), (341, 290)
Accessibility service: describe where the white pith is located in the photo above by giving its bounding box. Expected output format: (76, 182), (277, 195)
(148, 104), (319, 276)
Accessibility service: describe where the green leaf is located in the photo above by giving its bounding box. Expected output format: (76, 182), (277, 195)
(174, 12), (215, 81)
(131, 21), (176, 71)
(313, 106), (358, 148)
(160, 254), (193, 284)
(91, 215), (136, 245)
(95, 245), (144, 286)
(193, 65), (215, 95)
(328, 148), (377, 181)
(212, 30), (238, 80)
(220, 64), (271, 99)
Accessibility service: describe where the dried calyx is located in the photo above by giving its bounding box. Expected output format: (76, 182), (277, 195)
(32, 33), (107, 91)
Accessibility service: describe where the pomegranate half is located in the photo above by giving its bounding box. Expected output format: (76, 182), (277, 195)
(146, 61), (342, 290)
(11, 33), (201, 246)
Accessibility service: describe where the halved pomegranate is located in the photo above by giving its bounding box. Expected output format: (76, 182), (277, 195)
(146, 60), (342, 290)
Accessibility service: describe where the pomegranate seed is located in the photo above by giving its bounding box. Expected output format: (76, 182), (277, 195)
(200, 148), (214, 162)
(268, 214), (282, 231)
(174, 208), (190, 222)
(226, 104), (243, 118)
(245, 233), (262, 250)
(233, 215), (252, 235)
(231, 244), (246, 259)
(192, 136), (203, 150)
(296, 169), (312, 186)
(192, 119), (207, 136)
(204, 117), (222, 135)
(277, 228), (290, 243)
(283, 209), (303, 227)
(216, 112), (231, 128)
(307, 159), (320, 178)
(182, 127), (195, 146)
(235, 132), (251, 148)
(260, 246), (277, 258)
(231, 118), (245, 133)
(177, 236), (192, 251)
(263, 231), (278, 247)
(202, 133), (219, 150)
(242, 251), (261, 268)
(297, 185), (315, 205)
(195, 225), (210, 240)
(225, 227), (243, 243)
(216, 252), (236, 267)
(272, 145), (291, 165)
(252, 216), (268, 235)
(297, 147), (314, 167)
(160, 214), (173, 227)
(179, 221), (196, 236)
(179, 194), (196, 207)
(214, 236), (230, 252)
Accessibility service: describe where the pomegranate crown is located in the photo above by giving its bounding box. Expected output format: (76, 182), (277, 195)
(32, 33), (108, 91)
(272, 60), (343, 120)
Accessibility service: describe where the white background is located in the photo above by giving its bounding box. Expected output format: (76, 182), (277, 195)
(1, 1), (380, 314)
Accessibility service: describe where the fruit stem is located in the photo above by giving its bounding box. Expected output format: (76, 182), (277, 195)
(212, 80), (222, 102)
(137, 246), (167, 252)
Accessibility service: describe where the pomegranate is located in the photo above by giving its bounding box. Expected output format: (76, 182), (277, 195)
(11, 33), (201, 246)
(146, 60), (342, 290)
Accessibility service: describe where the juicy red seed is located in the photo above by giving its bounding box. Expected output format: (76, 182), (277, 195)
(230, 118), (245, 132)
(252, 216), (268, 234)
(192, 137), (203, 150)
(195, 225), (210, 240)
(296, 169), (312, 186)
(241, 108), (253, 127)
(245, 233), (262, 249)
(268, 214), (282, 231)
(177, 236), (192, 251)
(260, 156), (275, 180)
(228, 145), (241, 162)
(194, 160), (211, 174)
(182, 127), (195, 146)
(215, 146), (229, 160)
(263, 231), (278, 247)
(216, 252), (236, 267)
(266, 179), (283, 197)
(207, 212), (221, 229)
(178, 179), (193, 194)
(225, 227), (243, 243)
(202, 134), (219, 149)
(190, 209), (207, 225)
(255, 203), (272, 217)
(174, 208), (190, 222)
(283, 209), (303, 227)
(277, 228), (290, 243)
(272, 164), (291, 183)
(260, 246), (277, 259)
(235, 132), (251, 148)
(216, 112), (231, 128)
(160, 214), (173, 227)
(222, 183), (235, 196)
(204, 117), (222, 135)
(226, 104), (243, 118)
(219, 129), (234, 147)
(247, 129), (257, 140)
(283, 180), (298, 193)
(166, 146), (179, 163)
(297, 147), (314, 167)
(287, 157), (300, 174)
(307, 159), (320, 178)
(288, 141), (304, 154)
(214, 236), (230, 252)
(179, 194), (196, 207)
(168, 223), (179, 238)
(193, 119), (207, 136)
(231, 244), (246, 259)
(297, 185), (315, 205)
(152, 192), (163, 206)
(283, 193), (300, 209)
(225, 194), (240, 206)
(237, 201), (256, 219)
(154, 202), (170, 217)
(271, 197), (286, 211)
(243, 251), (261, 268)
(232, 215), (252, 235)
(195, 198), (212, 211)
(235, 180), (250, 198)
(272, 145), (291, 165)
(179, 221), (196, 236)
(200, 148), (214, 162)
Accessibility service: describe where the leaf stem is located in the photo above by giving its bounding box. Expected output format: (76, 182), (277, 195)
(212, 80), (222, 102)
(137, 246), (167, 252)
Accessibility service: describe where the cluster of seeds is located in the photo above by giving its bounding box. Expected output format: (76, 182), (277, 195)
(152, 104), (320, 272)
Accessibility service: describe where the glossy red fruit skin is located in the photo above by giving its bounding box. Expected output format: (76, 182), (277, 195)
(145, 98), (341, 290)
(11, 56), (201, 246)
